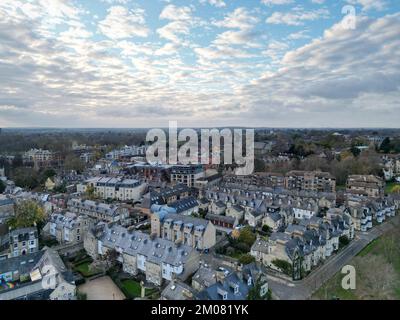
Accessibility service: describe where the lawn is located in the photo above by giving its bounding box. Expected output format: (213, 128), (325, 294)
(121, 279), (142, 298)
(313, 229), (400, 300)
(74, 262), (102, 278)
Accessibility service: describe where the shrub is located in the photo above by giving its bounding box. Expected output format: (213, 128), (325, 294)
(272, 259), (292, 276)
(238, 254), (255, 265)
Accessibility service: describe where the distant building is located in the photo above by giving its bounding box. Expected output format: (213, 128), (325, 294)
(77, 176), (146, 201)
(346, 175), (385, 198)
(170, 165), (205, 187)
(285, 171), (336, 193)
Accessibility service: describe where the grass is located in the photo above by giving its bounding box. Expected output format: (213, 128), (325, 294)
(120, 279), (142, 298)
(313, 229), (400, 300)
(74, 262), (101, 278)
(357, 239), (379, 257)
(385, 181), (400, 194)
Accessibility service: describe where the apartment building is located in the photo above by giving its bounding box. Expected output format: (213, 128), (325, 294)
(285, 171), (336, 193)
(77, 176), (147, 201)
(85, 224), (200, 286)
(346, 175), (385, 198)
(170, 165), (205, 187)
(67, 198), (129, 223)
(23, 148), (54, 163)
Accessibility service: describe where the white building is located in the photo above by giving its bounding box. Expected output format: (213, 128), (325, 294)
(77, 176), (147, 201)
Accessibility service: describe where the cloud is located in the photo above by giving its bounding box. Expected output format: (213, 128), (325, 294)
(346, 0), (387, 12)
(213, 7), (260, 30)
(98, 6), (149, 40)
(266, 7), (330, 25)
(199, 0), (226, 8)
(261, 0), (294, 6)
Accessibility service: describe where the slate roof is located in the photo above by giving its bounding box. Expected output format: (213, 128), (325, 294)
(197, 273), (250, 300)
(98, 225), (196, 267)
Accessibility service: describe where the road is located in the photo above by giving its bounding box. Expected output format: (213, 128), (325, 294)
(267, 215), (400, 300)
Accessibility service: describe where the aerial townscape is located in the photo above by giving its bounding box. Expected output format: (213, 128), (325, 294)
(0, 0), (399, 308)
(1, 128), (400, 301)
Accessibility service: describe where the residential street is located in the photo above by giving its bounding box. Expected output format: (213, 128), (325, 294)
(267, 215), (400, 300)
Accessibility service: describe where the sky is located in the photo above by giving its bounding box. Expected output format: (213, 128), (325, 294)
(0, 0), (399, 128)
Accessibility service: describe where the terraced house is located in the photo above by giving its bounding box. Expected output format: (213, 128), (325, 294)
(151, 204), (216, 250)
(45, 212), (92, 244)
(67, 198), (129, 223)
(85, 224), (200, 286)
(251, 212), (354, 280)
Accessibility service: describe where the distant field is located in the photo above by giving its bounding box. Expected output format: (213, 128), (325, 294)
(313, 227), (400, 300)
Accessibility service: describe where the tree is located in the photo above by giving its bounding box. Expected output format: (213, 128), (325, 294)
(0, 180), (5, 194)
(8, 200), (46, 229)
(350, 146), (361, 158)
(101, 248), (119, 271)
(238, 226), (256, 247)
(247, 278), (270, 300)
(262, 225), (272, 235)
(238, 254), (255, 265)
(12, 167), (40, 190)
(64, 154), (85, 173)
(272, 259), (292, 276)
(380, 137), (392, 153)
(40, 168), (56, 183)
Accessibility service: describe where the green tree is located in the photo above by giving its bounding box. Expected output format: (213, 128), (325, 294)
(238, 226), (256, 247)
(380, 137), (392, 153)
(247, 278), (271, 300)
(262, 225), (272, 235)
(272, 259), (292, 276)
(8, 200), (46, 229)
(40, 168), (56, 183)
(350, 146), (361, 157)
(238, 254), (255, 265)
(0, 180), (5, 193)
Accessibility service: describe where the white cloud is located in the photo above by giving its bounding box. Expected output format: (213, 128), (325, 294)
(346, 0), (387, 12)
(213, 7), (259, 30)
(266, 7), (329, 25)
(98, 6), (149, 40)
(200, 0), (226, 8)
(261, 0), (294, 6)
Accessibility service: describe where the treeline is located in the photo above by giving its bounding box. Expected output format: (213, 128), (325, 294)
(0, 130), (147, 154)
